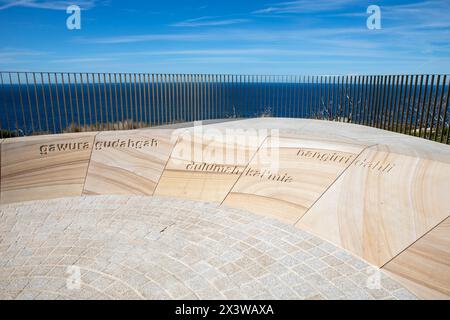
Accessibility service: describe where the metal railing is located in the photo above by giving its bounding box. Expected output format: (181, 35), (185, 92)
(0, 72), (449, 144)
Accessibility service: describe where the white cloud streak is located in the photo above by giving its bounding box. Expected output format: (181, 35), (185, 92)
(171, 16), (249, 27)
(0, 0), (97, 10)
(252, 0), (358, 14)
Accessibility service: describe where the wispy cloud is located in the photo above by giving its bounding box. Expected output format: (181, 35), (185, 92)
(0, 47), (49, 58)
(0, 47), (49, 65)
(50, 57), (115, 63)
(77, 27), (366, 44)
(0, 0), (97, 11)
(171, 16), (249, 27)
(79, 33), (213, 44)
(252, 0), (358, 14)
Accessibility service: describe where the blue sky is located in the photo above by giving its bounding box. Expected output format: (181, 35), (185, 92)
(0, 0), (449, 74)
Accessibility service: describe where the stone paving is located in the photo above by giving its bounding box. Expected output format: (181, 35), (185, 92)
(0, 195), (417, 300)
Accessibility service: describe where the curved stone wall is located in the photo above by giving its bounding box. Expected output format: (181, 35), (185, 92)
(1, 118), (449, 299)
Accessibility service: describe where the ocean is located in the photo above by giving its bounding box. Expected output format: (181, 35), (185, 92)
(0, 80), (448, 136)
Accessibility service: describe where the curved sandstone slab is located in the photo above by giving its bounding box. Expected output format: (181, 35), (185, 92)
(296, 144), (450, 267)
(223, 135), (368, 223)
(0, 132), (96, 204)
(154, 127), (267, 202)
(83, 129), (176, 195)
(383, 217), (450, 300)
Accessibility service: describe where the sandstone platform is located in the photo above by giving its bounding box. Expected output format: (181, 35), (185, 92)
(1, 118), (449, 299)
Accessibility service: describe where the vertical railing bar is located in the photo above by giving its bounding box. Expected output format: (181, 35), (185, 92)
(360, 75), (366, 125)
(252, 75), (256, 117)
(413, 75), (425, 136)
(392, 74), (402, 130)
(392, 74), (401, 131)
(327, 75), (331, 120)
(309, 76), (313, 119)
(85, 73), (93, 131)
(79, 73), (86, 130)
(123, 73), (128, 129)
(139, 73), (143, 127)
(59, 73), (69, 132)
(366, 75), (372, 126)
(299, 75), (303, 118)
(151, 74), (156, 126)
(143, 73), (148, 126)
(404, 75), (416, 135)
(200, 74), (205, 120)
(175, 74), (180, 122)
(395, 75), (405, 132)
(399, 75), (409, 134)
(346, 75), (352, 122)
(182, 74), (186, 122)
(375, 75), (384, 130)
(53, 73), (63, 134)
(0, 73), (12, 136)
(293, 75), (298, 118)
(199, 74), (203, 120)
(337, 75), (341, 121)
(130, 72), (135, 128)
(359, 75), (366, 125)
(32, 72), (42, 133)
(364, 75), (370, 125)
(428, 75), (441, 140)
(382, 75), (391, 130)
(163, 73), (166, 125)
(96, 73), (103, 130)
(220, 74), (224, 118)
(288, 75), (292, 118)
(167, 73), (172, 124)
(295, 74), (299, 118)
(423, 74), (435, 139)
(196, 74), (200, 120)
(357, 75), (363, 124)
(46, 72), (57, 133)
(355, 75), (361, 124)
(192, 74), (196, 121)
(90, 73), (97, 130)
(114, 73), (120, 129)
(72, 73), (81, 130)
(39, 72), (50, 133)
(108, 73), (114, 129)
(325, 76), (330, 120)
(133, 73), (138, 127)
(329, 75), (333, 120)
(149, 73), (154, 125)
(441, 76), (450, 144)
(376, 75), (384, 127)
(24, 73), (35, 133)
(379, 75), (388, 128)
(209, 73), (213, 119)
(66, 73), (75, 129)
(343, 75), (348, 121)
(187, 74), (192, 122)
(198, 74), (202, 120)
(102, 73), (109, 130)
(434, 75), (447, 141)
(418, 74), (430, 138)
(370, 75), (379, 127)
(16, 72), (28, 134)
(405, 75), (419, 135)
(351, 75), (356, 123)
(128, 72), (133, 128)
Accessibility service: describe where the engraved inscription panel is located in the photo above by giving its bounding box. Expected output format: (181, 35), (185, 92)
(83, 129), (176, 195)
(0, 133), (96, 204)
(223, 136), (368, 223)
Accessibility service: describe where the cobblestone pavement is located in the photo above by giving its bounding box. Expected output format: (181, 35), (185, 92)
(0, 195), (417, 300)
